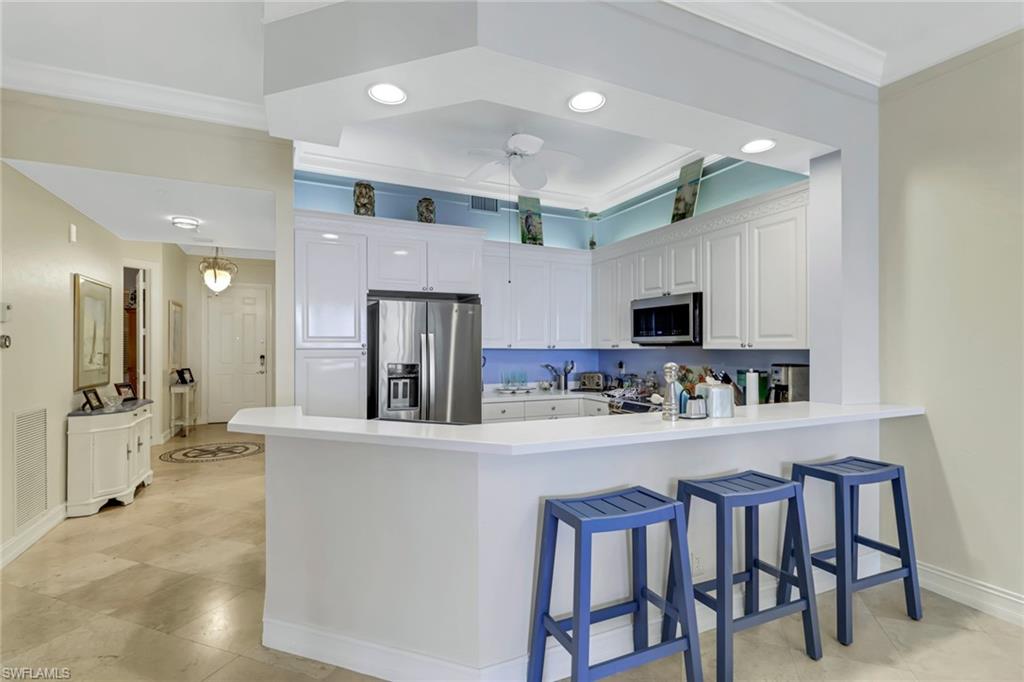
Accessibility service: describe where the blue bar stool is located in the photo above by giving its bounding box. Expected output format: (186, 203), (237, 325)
(777, 457), (922, 645)
(527, 486), (703, 682)
(662, 471), (822, 682)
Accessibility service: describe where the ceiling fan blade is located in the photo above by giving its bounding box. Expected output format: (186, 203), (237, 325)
(512, 156), (548, 190)
(464, 159), (506, 184)
(506, 133), (544, 156)
(536, 148), (584, 172)
(467, 148), (507, 160)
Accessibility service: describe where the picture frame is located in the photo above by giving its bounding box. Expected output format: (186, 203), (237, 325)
(671, 157), (704, 223)
(114, 382), (137, 400)
(518, 196), (544, 245)
(168, 300), (184, 370)
(176, 367), (195, 384)
(82, 388), (104, 412)
(74, 274), (112, 390)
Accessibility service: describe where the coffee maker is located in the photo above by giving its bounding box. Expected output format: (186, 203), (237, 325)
(768, 363), (809, 403)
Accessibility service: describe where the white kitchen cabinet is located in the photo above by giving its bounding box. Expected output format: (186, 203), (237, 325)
(548, 263), (590, 348)
(428, 238), (482, 294)
(593, 254), (638, 349)
(668, 234), (701, 294)
(703, 207), (807, 350)
(748, 209), (808, 349)
(481, 253), (512, 348)
(368, 236), (428, 292)
(636, 246), (668, 299)
(510, 259), (550, 348)
(295, 349), (367, 418)
(295, 231), (367, 349)
(67, 402), (153, 517)
(703, 223), (747, 349)
(582, 399), (608, 416)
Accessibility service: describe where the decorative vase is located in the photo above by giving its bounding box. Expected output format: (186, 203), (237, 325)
(417, 197), (436, 223)
(353, 181), (376, 216)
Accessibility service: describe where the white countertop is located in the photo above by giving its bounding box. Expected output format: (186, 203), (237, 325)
(229, 402), (925, 456)
(481, 389), (608, 404)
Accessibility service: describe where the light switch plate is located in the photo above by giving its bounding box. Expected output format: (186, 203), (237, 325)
(0, 302), (11, 322)
(69, 223), (77, 242)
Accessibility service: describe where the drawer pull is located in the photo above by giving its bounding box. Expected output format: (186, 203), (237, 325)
(551, 406), (556, 410)
(500, 409), (507, 414)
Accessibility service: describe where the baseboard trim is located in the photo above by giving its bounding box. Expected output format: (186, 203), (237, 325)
(263, 556), (877, 682)
(0, 504), (66, 568)
(881, 556), (1024, 627)
(157, 429), (171, 445)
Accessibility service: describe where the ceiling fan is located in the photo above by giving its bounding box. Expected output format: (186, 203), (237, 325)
(463, 133), (582, 190)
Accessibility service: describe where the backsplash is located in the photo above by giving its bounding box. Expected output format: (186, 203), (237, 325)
(482, 347), (809, 385)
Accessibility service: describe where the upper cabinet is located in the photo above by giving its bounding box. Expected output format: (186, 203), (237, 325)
(295, 230), (367, 349)
(368, 232), (482, 294)
(592, 253), (637, 349)
(702, 207), (807, 350)
(636, 246), (668, 298)
(668, 234), (701, 294)
(483, 243), (592, 349)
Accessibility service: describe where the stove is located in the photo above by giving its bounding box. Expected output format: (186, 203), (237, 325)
(605, 394), (662, 415)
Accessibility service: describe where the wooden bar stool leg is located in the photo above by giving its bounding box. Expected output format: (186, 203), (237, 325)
(791, 491), (822, 659)
(834, 482), (854, 646)
(527, 505), (559, 682)
(850, 485), (860, 581)
(715, 503), (734, 682)
(571, 528), (593, 682)
(744, 505), (759, 615)
(669, 504), (703, 682)
(892, 473), (923, 620)
(631, 526), (649, 651)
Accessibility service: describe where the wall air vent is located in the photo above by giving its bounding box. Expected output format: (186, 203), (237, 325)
(14, 408), (47, 530)
(470, 196), (499, 213)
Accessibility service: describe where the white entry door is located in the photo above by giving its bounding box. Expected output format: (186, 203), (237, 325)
(207, 285), (269, 422)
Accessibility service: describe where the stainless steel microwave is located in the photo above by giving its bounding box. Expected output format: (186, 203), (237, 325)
(630, 292), (702, 345)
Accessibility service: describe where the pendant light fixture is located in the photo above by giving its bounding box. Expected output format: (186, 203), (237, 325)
(198, 247), (238, 294)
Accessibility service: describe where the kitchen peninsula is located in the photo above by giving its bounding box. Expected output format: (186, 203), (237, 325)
(230, 401), (924, 681)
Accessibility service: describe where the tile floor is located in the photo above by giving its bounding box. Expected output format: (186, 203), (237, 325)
(2, 424), (1022, 681)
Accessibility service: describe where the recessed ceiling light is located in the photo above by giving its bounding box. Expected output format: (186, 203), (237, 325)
(740, 138), (776, 154)
(367, 83), (407, 105)
(171, 216), (200, 230)
(568, 91), (605, 113)
(393, 249), (409, 256)
(322, 233), (340, 240)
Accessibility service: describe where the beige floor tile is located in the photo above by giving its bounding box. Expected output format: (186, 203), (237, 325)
(110, 574), (247, 632)
(99, 526), (212, 562)
(878, 615), (1024, 680)
(80, 627), (236, 682)
(205, 655), (317, 682)
(145, 534), (256, 575)
(0, 584), (96, 659)
(172, 588), (265, 653)
(58, 562), (190, 613)
(322, 666), (386, 682)
(4, 614), (161, 679)
(2, 550), (138, 597)
(792, 655), (917, 680)
(197, 544), (266, 588)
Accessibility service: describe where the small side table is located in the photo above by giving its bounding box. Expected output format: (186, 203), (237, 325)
(170, 382), (198, 437)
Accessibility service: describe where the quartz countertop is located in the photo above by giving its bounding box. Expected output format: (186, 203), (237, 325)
(230, 402), (925, 457)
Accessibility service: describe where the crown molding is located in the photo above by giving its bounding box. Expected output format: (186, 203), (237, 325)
(664, 1), (886, 86)
(1, 59), (267, 131)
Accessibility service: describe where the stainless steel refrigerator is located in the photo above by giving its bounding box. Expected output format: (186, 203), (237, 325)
(367, 297), (481, 424)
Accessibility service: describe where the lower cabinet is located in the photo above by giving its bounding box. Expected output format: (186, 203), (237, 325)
(67, 403), (153, 517)
(482, 398), (607, 423)
(296, 349), (367, 418)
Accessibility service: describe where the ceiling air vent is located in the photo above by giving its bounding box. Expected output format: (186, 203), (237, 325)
(470, 196), (499, 213)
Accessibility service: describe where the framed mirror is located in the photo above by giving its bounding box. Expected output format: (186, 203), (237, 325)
(168, 300), (184, 370)
(74, 274), (112, 390)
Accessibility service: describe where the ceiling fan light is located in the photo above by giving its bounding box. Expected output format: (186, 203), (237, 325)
(568, 91), (605, 113)
(171, 216), (200, 230)
(367, 83), (407, 105)
(740, 138), (776, 154)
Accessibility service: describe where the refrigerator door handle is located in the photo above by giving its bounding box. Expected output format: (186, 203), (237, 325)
(420, 332), (430, 421)
(426, 332), (437, 421)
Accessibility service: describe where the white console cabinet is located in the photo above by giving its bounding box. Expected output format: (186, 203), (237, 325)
(67, 400), (153, 517)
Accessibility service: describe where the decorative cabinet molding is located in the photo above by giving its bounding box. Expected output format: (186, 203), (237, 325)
(295, 230), (367, 349)
(368, 237), (428, 292)
(592, 253), (638, 349)
(67, 402), (153, 517)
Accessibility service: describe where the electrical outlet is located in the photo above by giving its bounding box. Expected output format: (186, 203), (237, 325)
(690, 551), (706, 577)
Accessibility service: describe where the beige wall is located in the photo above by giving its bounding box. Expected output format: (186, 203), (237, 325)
(880, 33), (1024, 596)
(161, 244), (188, 436)
(1, 164), (128, 542)
(184, 256), (275, 424)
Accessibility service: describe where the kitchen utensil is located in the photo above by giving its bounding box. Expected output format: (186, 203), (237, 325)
(681, 395), (707, 419)
(562, 360), (575, 389)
